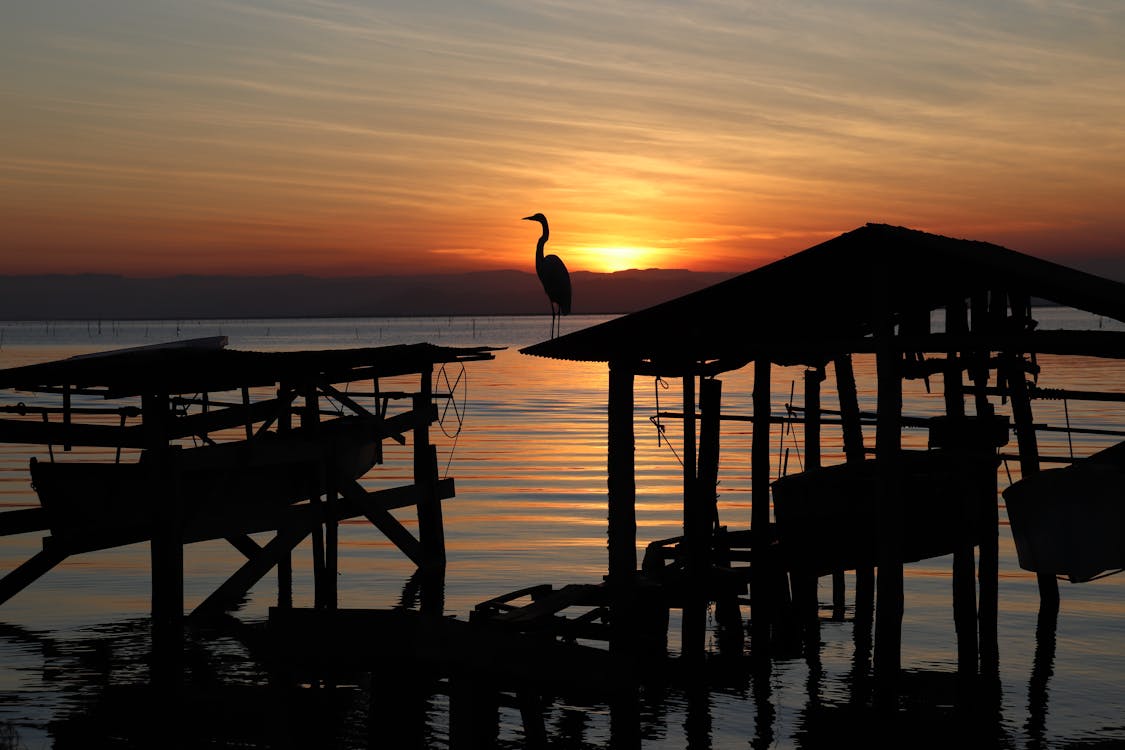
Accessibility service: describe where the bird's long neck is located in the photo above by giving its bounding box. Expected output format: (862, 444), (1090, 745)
(534, 220), (549, 265)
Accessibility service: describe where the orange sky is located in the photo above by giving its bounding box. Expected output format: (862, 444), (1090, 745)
(3, 1), (1124, 277)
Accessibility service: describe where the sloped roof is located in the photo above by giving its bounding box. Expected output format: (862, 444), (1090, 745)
(520, 223), (1125, 374)
(0, 342), (499, 398)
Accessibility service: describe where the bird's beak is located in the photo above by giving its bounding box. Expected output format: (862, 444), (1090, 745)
(521, 215), (534, 221)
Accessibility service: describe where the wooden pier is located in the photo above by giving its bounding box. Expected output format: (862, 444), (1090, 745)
(520, 223), (1125, 700)
(0, 339), (496, 651)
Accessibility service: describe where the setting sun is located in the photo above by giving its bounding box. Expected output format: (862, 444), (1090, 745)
(573, 246), (663, 273)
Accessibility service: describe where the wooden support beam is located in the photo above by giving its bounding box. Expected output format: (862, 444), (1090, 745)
(143, 392), (184, 660)
(319, 381), (375, 418)
(606, 362), (637, 585)
(681, 371), (706, 660)
(0, 547), (68, 607)
(946, 297), (979, 678)
(975, 289), (1005, 678)
(607, 361), (640, 661)
(339, 479), (426, 568)
(1007, 290), (1058, 618)
(225, 533), (263, 559)
(301, 385), (327, 609)
(872, 287), (904, 701)
(751, 359), (772, 538)
(414, 369), (445, 568)
(834, 354), (873, 628)
(698, 377), (722, 531)
(192, 524), (311, 617)
(325, 480), (338, 610)
(751, 358), (772, 660)
(0, 507), (51, 537)
(834, 355), (866, 464)
(799, 367), (828, 628)
(0, 418), (145, 449)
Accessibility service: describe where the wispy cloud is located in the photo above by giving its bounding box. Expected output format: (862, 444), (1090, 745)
(2, 0), (1123, 274)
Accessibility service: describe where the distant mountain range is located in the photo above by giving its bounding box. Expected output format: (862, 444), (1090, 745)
(0, 269), (740, 320)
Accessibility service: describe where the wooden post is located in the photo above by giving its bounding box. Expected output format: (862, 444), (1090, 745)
(607, 361), (637, 584)
(302, 385), (327, 608)
(834, 354), (873, 623)
(796, 366), (825, 631)
(751, 358), (772, 658)
(700, 378), (740, 644)
(872, 297), (903, 701)
(146, 392), (183, 677)
(607, 361), (640, 660)
(976, 289), (1005, 677)
(414, 367), (445, 568)
(276, 384), (292, 609)
(1007, 289), (1056, 611)
(325, 476), (339, 610)
(682, 371), (706, 660)
(945, 297), (978, 677)
(698, 377), (722, 532)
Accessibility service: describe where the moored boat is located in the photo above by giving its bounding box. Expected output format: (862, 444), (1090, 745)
(772, 449), (1000, 575)
(1002, 440), (1125, 583)
(29, 415), (378, 539)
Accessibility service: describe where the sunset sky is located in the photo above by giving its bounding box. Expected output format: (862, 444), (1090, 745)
(4, 0), (1124, 277)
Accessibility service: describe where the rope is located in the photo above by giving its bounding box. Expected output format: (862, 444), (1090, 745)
(1063, 398), (1074, 460)
(436, 363), (467, 439)
(435, 363), (468, 478)
(650, 377), (683, 467)
(780, 380), (803, 478)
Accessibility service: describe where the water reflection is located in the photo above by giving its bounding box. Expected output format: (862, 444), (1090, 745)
(1025, 605), (1057, 750)
(0, 585), (1097, 750)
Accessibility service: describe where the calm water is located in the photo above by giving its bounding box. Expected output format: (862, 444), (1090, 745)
(1, 311), (1124, 748)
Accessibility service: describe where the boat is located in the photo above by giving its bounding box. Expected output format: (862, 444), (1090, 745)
(1002, 440), (1125, 583)
(771, 449), (1000, 575)
(29, 415), (379, 540)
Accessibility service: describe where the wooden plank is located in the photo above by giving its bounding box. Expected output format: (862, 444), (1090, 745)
(491, 584), (605, 626)
(192, 524), (311, 617)
(225, 533), (263, 559)
(0, 507), (51, 536)
(319, 382), (374, 418)
(339, 479), (426, 568)
(0, 547), (68, 606)
(167, 398), (282, 442)
(0, 418), (144, 448)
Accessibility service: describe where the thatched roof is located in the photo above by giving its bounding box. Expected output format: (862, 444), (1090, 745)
(521, 224), (1125, 375)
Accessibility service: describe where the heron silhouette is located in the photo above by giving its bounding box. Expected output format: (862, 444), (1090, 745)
(523, 213), (571, 338)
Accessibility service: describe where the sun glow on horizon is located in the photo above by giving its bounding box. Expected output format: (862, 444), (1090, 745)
(572, 246), (665, 273)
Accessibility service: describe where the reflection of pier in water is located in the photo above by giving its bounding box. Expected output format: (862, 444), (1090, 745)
(3, 223), (1125, 746)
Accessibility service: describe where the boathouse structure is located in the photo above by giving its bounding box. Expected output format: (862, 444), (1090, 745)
(0, 340), (496, 649)
(520, 223), (1125, 692)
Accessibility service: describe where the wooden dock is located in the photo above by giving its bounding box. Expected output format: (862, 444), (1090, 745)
(0, 340), (497, 652)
